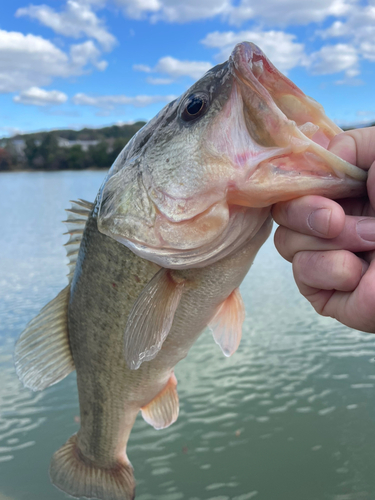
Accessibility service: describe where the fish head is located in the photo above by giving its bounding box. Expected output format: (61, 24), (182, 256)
(98, 42), (366, 269)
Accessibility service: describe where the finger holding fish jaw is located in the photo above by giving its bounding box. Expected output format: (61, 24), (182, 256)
(273, 129), (375, 333)
(273, 195), (346, 242)
(273, 204), (375, 262)
(292, 250), (375, 333)
(273, 192), (375, 332)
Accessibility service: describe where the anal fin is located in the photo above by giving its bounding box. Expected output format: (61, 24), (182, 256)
(15, 286), (75, 391)
(141, 373), (179, 430)
(208, 287), (245, 357)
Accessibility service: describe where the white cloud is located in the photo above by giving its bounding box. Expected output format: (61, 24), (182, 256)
(356, 110), (375, 117)
(318, 20), (347, 39)
(155, 56), (212, 79)
(309, 44), (358, 76)
(113, 0), (356, 25)
(72, 92), (177, 109)
(318, 4), (375, 63)
(70, 40), (108, 70)
(134, 56), (212, 80)
(201, 30), (307, 73)
(16, 0), (116, 51)
(360, 41), (375, 62)
(115, 0), (231, 22)
(133, 63), (152, 73)
(0, 29), (107, 93)
(334, 77), (364, 86)
(13, 87), (68, 106)
(227, 0), (355, 26)
(0, 29), (69, 93)
(146, 77), (173, 85)
(114, 0), (162, 19)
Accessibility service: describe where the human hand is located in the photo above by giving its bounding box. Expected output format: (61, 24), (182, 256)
(272, 127), (375, 333)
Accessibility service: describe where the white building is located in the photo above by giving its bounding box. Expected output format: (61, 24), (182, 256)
(57, 138), (99, 151)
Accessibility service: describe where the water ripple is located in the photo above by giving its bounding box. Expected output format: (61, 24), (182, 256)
(2, 172), (375, 499)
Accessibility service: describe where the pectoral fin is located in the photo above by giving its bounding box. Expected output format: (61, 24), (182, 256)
(208, 288), (245, 357)
(124, 268), (185, 370)
(141, 373), (179, 430)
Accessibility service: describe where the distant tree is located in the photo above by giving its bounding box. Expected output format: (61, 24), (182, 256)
(24, 138), (39, 168)
(89, 142), (110, 168)
(107, 138), (129, 166)
(38, 134), (60, 169)
(2, 121), (146, 171)
(66, 145), (87, 169)
(0, 148), (11, 171)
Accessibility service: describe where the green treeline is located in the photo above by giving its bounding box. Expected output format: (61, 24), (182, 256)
(0, 121), (146, 171)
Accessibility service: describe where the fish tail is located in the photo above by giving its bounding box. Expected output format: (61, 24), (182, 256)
(49, 434), (135, 500)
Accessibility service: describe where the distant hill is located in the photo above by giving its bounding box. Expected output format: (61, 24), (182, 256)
(341, 120), (375, 131)
(0, 119), (373, 172)
(5, 121), (146, 143)
(0, 121), (146, 171)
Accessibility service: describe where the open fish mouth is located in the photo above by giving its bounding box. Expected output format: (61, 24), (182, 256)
(97, 42), (367, 270)
(222, 42), (366, 207)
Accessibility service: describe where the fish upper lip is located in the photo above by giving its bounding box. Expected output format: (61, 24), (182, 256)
(230, 42), (367, 184)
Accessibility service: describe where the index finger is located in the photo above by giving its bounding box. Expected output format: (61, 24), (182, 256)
(272, 195), (345, 238)
(328, 127), (375, 171)
(329, 128), (375, 210)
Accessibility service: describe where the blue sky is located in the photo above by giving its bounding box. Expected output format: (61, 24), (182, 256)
(0, 0), (374, 137)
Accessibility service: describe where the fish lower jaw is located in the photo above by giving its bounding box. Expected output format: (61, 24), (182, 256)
(104, 205), (270, 270)
(237, 170), (365, 208)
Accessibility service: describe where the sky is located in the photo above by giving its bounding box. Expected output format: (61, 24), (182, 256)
(0, 0), (374, 137)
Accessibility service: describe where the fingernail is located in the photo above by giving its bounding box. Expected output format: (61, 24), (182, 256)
(308, 208), (331, 235)
(357, 219), (375, 242)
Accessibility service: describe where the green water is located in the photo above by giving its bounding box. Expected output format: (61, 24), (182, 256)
(1, 171), (375, 500)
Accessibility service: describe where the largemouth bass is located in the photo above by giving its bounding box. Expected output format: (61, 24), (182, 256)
(15, 42), (366, 500)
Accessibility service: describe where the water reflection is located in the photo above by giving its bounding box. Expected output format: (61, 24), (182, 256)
(1, 172), (375, 499)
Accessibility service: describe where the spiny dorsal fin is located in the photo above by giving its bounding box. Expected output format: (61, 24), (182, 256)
(141, 373), (179, 430)
(63, 199), (93, 282)
(15, 286), (75, 391)
(15, 200), (93, 392)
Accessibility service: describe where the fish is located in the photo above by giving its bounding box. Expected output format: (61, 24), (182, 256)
(15, 42), (366, 500)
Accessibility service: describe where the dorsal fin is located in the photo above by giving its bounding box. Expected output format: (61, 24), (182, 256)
(15, 200), (94, 393)
(63, 199), (93, 282)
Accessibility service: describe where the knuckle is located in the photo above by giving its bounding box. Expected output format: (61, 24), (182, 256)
(292, 250), (313, 283)
(274, 226), (292, 261)
(293, 250), (315, 274)
(335, 252), (362, 290)
(272, 202), (285, 225)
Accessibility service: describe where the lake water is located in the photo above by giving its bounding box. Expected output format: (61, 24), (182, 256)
(1, 171), (375, 500)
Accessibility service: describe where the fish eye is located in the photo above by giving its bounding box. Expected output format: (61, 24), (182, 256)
(181, 93), (208, 121)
